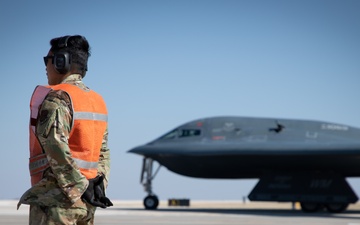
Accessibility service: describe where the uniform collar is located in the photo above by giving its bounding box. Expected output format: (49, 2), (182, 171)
(61, 74), (83, 84)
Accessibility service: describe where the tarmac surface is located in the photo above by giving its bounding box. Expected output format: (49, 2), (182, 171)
(2, 200), (360, 225)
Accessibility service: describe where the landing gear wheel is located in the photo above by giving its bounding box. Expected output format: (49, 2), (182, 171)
(144, 195), (159, 210)
(300, 202), (324, 212)
(325, 203), (349, 213)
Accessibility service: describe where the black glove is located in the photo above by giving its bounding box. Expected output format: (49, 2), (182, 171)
(81, 176), (108, 208)
(94, 175), (113, 207)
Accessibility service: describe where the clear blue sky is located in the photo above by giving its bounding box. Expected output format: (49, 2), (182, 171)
(1, 0), (360, 201)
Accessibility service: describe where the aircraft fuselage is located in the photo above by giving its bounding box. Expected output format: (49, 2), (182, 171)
(130, 116), (360, 178)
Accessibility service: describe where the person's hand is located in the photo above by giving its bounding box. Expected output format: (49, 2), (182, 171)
(94, 175), (113, 207)
(81, 176), (108, 208)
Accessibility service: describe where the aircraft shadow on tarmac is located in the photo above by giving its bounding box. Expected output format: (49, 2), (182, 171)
(113, 208), (360, 219)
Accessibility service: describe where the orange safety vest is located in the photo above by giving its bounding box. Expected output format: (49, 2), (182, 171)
(29, 84), (108, 186)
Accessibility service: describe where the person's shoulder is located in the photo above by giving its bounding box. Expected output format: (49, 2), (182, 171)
(44, 89), (72, 108)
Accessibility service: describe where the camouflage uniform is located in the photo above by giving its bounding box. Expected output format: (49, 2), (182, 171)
(18, 74), (111, 225)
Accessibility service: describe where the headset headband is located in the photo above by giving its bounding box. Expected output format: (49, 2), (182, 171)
(58, 36), (71, 48)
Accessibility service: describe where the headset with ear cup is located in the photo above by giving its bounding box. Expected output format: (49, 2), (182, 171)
(54, 36), (71, 74)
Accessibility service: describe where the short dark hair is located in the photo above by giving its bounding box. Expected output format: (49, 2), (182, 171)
(50, 35), (91, 77)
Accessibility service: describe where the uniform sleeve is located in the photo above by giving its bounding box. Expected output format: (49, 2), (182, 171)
(36, 90), (88, 203)
(97, 127), (111, 188)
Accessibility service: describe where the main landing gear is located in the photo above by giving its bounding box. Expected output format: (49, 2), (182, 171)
(248, 172), (357, 213)
(140, 157), (161, 209)
(300, 202), (349, 213)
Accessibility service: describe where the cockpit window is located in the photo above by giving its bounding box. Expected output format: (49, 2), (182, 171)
(179, 129), (201, 137)
(159, 129), (201, 140)
(160, 129), (178, 140)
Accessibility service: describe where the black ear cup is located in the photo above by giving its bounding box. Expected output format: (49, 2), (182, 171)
(54, 36), (71, 74)
(54, 50), (71, 74)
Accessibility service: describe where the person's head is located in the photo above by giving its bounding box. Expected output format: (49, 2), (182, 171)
(44, 35), (91, 85)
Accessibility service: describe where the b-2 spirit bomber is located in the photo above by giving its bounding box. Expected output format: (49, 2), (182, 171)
(128, 116), (360, 212)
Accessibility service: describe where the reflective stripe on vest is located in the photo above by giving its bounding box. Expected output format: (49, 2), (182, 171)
(29, 153), (48, 175)
(74, 112), (108, 122)
(29, 84), (108, 185)
(73, 158), (98, 170)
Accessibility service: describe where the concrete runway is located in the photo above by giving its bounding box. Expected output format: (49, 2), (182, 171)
(2, 200), (360, 225)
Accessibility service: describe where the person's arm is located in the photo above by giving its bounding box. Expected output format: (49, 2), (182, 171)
(97, 127), (111, 188)
(36, 90), (88, 203)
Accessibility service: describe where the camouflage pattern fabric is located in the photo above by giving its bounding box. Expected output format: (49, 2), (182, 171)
(29, 200), (95, 225)
(18, 74), (110, 224)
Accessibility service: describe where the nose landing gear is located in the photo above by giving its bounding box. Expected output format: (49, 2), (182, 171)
(140, 157), (161, 209)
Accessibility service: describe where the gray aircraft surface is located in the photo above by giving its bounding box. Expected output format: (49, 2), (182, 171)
(128, 116), (360, 212)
